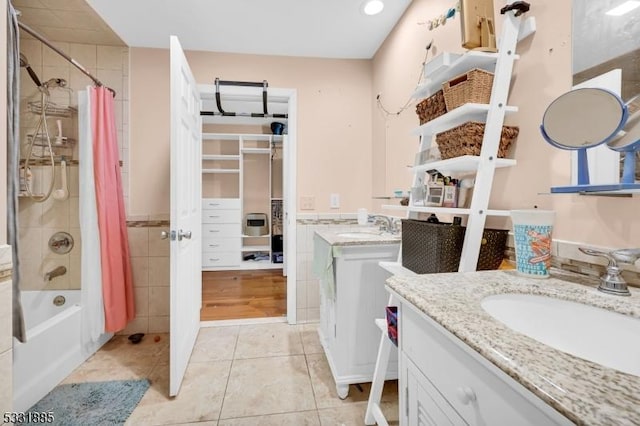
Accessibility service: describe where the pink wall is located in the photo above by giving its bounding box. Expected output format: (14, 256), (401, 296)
(373, 0), (640, 247)
(129, 49), (372, 216)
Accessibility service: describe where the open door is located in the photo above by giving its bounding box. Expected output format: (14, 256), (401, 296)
(169, 35), (202, 396)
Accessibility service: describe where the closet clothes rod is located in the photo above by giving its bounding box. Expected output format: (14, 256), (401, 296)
(200, 111), (288, 119)
(17, 21), (116, 98)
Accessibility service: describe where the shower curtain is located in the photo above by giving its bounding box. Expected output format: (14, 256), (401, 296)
(7, 1), (26, 342)
(79, 88), (105, 344)
(91, 86), (135, 332)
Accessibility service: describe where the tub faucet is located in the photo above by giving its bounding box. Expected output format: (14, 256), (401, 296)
(44, 266), (67, 282)
(368, 214), (398, 234)
(578, 248), (640, 296)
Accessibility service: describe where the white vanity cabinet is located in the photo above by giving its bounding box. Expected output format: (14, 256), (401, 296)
(317, 242), (400, 399)
(397, 298), (573, 426)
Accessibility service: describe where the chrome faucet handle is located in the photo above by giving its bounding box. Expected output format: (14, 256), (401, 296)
(579, 247), (630, 296)
(611, 248), (640, 265)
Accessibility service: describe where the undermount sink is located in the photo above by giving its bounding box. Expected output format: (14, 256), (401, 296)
(481, 294), (640, 377)
(336, 231), (383, 239)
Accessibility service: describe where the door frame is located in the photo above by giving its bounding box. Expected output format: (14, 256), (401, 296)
(197, 84), (298, 324)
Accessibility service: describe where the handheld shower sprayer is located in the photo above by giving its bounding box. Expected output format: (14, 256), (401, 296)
(19, 53), (42, 88)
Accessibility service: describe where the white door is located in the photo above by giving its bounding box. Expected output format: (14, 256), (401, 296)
(169, 35), (202, 396)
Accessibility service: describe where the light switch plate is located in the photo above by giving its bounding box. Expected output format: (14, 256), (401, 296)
(330, 193), (340, 209)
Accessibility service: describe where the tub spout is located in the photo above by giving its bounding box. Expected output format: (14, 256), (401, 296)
(44, 266), (67, 281)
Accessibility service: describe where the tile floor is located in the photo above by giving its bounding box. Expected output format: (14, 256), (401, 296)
(62, 322), (399, 425)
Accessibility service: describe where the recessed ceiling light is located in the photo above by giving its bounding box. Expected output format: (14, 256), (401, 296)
(363, 0), (384, 16)
(605, 1), (640, 16)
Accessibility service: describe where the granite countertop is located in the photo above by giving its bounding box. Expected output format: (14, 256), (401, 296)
(314, 228), (401, 247)
(386, 269), (640, 426)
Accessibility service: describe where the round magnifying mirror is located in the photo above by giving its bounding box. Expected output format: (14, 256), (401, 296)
(607, 96), (640, 184)
(541, 88), (627, 149)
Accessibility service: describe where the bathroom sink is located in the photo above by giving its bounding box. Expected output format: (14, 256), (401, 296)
(481, 294), (640, 377)
(336, 231), (384, 239)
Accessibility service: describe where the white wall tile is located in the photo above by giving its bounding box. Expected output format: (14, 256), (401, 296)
(116, 316), (149, 336)
(148, 257), (169, 286)
(149, 286), (169, 316)
(306, 279), (320, 309)
(148, 316), (169, 333)
(296, 280), (307, 310)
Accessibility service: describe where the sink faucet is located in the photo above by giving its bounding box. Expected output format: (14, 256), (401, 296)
(579, 247), (640, 296)
(368, 214), (399, 234)
(44, 265), (67, 282)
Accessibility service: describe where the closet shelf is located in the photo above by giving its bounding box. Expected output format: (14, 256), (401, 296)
(242, 148), (271, 154)
(202, 154), (240, 161)
(411, 103), (518, 137)
(241, 245), (271, 252)
(202, 168), (240, 174)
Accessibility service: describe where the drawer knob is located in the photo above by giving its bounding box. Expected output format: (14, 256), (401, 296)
(456, 386), (476, 405)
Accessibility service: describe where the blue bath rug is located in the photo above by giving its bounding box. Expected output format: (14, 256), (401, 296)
(20, 379), (150, 426)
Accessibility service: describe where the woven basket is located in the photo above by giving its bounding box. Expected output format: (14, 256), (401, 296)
(442, 68), (494, 111)
(401, 219), (508, 274)
(435, 121), (519, 159)
(415, 90), (447, 125)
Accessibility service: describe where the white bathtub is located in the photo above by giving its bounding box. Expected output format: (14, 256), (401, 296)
(13, 290), (111, 411)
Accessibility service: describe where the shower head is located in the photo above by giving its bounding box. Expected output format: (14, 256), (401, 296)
(19, 52), (42, 88)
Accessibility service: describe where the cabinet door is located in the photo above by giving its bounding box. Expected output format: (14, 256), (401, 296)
(406, 356), (466, 426)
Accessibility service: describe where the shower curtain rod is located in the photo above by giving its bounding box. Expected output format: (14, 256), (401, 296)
(17, 21), (116, 98)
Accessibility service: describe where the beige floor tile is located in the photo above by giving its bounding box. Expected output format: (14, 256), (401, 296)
(168, 422), (217, 426)
(218, 411), (320, 426)
(234, 323), (303, 359)
(306, 353), (398, 409)
(126, 360), (231, 425)
(190, 326), (239, 363)
(62, 358), (155, 384)
(220, 355), (316, 419)
(317, 401), (399, 426)
(89, 333), (169, 365)
(299, 323), (324, 355)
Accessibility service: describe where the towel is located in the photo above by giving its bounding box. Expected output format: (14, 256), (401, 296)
(312, 234), (340, 300)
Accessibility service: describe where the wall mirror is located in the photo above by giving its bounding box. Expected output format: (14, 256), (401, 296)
(573, 0), (640, 184)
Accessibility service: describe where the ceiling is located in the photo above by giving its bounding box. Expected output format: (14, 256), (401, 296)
(12, 0), (125, 46)
(16, 0), (413, 59)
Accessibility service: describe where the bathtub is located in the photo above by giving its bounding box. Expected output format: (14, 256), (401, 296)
(13, 290), (111, 411)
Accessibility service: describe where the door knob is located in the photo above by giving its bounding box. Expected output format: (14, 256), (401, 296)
(160, 231), (169, 240)
(178, 229), (192, 240)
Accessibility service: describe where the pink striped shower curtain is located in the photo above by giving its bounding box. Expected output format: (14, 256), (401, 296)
(91, 86), (135, 332)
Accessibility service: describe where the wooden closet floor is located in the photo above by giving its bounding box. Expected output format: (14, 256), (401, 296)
(201, 269), (286, 321)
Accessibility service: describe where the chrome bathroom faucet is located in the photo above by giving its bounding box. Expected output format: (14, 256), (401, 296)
(579, 248), (640, 296)
(368, 214), (399, 234)
(44, 266), (67, 282)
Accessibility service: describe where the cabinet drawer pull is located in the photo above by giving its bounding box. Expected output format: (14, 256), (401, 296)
(207, 244), (220, 248)
(208, 229), (220, 233)
(208, 215), (221, 219)
(208, 258), (220, 262)
(456, 386), (476, 405)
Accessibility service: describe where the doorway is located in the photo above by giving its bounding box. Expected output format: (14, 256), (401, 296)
(197, 83), (297, 324)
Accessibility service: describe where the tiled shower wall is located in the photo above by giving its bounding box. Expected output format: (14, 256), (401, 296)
(120, 221), (171, 335)
(17, 39), (129, 291)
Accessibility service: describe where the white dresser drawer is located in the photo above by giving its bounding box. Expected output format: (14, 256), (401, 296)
(202, 209), (241, 224)
(202, 223), (240, 238)
(401, 305), (568, 426)
(202, 252), (240, 267)
(202, 237), (241, 253)
(202, 198), (241, 210)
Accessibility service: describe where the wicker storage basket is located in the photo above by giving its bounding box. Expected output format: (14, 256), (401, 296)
(401, 219), (508, 274)
(415, 90), (447, 125)
(435, 121), (519, 159)
(442, 68), (494, 111)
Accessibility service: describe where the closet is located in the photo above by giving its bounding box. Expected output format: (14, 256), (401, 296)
(198, 82), (293, 273)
